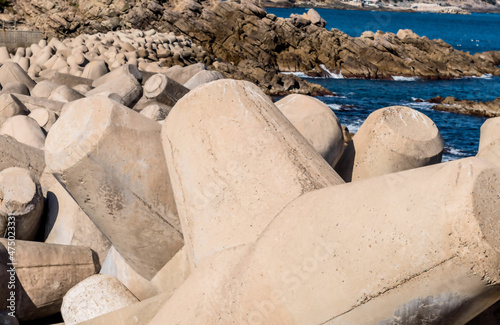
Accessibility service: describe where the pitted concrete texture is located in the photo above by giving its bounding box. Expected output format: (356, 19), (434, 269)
(61, 274), (139, 325)
(276, 94), (345, 166)
(335, 106), (443, 182)
(162, 79), (344, 269)
(45, 95), (182, 280)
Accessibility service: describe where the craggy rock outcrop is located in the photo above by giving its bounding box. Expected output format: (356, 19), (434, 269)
(427, 96), (500, 117)
(12, 0), (500, 88)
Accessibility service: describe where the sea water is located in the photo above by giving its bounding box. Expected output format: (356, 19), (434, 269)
(267, 8), (500, 161)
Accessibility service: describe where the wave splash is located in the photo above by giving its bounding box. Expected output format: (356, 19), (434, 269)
(319, 64), (344, 79)
(391, 76), (420, 81)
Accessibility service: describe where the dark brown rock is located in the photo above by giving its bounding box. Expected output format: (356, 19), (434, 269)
(429, 96), (500, 118)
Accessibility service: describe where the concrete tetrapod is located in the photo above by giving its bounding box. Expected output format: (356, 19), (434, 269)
(0, 239), (98, 321)
(86, 70), (143, 108)
(139, 102), (170, 121)
(183, 70), (224, 90)
(28, 108), (58, 133)
(100, 245), (191, 301)
(0, 115), (45, 150)
(0, 135), (45, 177)
(477, 117), (500, 166)
(11, 94), (65, 115)
(0, 62), (36, 90)
(276, 94), (345, 166)
(44, 181), (111, 266)
(149, 157), (500, 325)
(45, 95), (183, 280)
(335, 106), (444, 182)
(162, 79), (344, 269)
(61, 274), (139, 325)
(0, 167), (43, 240)
(143, 73), (189, 107)
(0, 93), (29, 125)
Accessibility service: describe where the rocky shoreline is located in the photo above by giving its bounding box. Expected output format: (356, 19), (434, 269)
(263, 0), (500, 13)
(424, 96), (500, 117)
(5, 0), (499, 97)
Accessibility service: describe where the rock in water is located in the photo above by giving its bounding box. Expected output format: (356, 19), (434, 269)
(335, 106), (443, 182)
(477, 117), (500, 166)
(162, 79), (344, 269)
(0, 167), (44, 240)
(147, 158), (500, 324)
(45, 95), (183, 280)
(0, 239), (98, 321)
(275, 94), (344, 166)
(61, 274), (139, 325)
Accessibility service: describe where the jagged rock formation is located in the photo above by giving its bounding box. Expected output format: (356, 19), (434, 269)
(426, 96), (500, 118)
(11, 0), (500, 89)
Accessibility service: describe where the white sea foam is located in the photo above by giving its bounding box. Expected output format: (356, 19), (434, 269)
(319, 64), (344, 79)
(327, 103), (342, 111)
(462, 73), (494, 80)
(391, 76), (420, 81)
(442, 145), (469, 162)
(405, 101), (434, 110)
(475, 73), (493, 79)
(281, 65), (344, 79)
(280, 71), (310, 78)
(343, 120), (363, 133)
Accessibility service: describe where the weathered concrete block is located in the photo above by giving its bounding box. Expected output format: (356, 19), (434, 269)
(0, 135), (45, 177)
(183, 70), (224, 90)
(0, 115), (45, 150)
(61, 274), (139, 325)
(81, 60), (109, 80)
(335, 106), (443, 182)
(100, 245), (191, 301)
(76, 291), (172, 325)
(0, 239), (98, 321)
(477, 117), (500, 166)
(0, 62), (36, 90)
(0, 167), (43, 240)
(0, 47), (10, 65)
(162, 79), (344, 269)
(44, 181), (111, 266)
(276, 94), (345, 166)
(149, 157), (500, 325)
(48, 85), (85, 103)
(0, 82), (30, 96)
(100, 246), (158, 300)
(163, 63), (206, 85)
(31, 80), (61, 98)
(86, 70), (143, 107)
(12, 94), (65, 115)
(45, 96), (183, 280)
(139, 102), (170, 121)
(39, 70), (93, 88)
(0, 93), (29, 125)
(143, 73), (189, 107)
(92, 64), (142, 88)
(28, 108), (58, 133)
(72, 84), (93, 95)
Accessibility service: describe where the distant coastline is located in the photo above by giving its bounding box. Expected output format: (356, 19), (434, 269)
(262, 0), (500, 14)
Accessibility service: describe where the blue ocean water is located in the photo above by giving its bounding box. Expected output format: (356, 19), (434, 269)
(267, 8), (500, 161)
